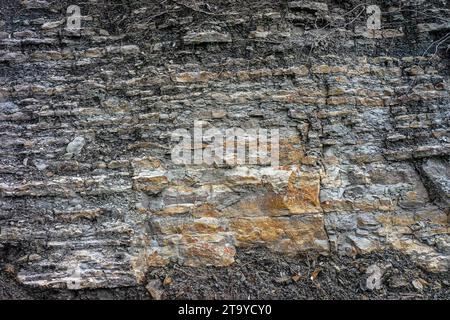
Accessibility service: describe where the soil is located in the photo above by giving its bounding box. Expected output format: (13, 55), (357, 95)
(1, 248), (449, 300)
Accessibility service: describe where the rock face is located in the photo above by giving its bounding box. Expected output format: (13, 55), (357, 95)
(0, 0), (449, 290)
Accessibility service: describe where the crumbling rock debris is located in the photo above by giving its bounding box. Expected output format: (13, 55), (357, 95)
(143, 249), (450, 300)
(146, 279), (164, 300)
(388, 275), (409, 289)
(1, 249), (448, 300)
(163, 276), (173, 286)
(412, 279), (424, 292)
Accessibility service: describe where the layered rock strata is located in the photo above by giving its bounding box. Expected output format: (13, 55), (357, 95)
(0, 0), (449, 289)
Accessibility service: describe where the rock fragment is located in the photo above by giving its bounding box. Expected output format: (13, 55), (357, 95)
(66, 137), (86, 156)
(365, 264), (383, 291)
(412, 279), (425, 292)
(146, 279), (164, 300)
(0, 102), (19, 114)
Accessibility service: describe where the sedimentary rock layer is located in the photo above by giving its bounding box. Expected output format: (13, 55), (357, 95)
(0, 0), (449, 290)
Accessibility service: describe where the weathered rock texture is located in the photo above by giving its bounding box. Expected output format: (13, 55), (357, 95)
(0, 0), (449, 291)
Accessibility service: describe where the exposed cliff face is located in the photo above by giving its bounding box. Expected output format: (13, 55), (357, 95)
(0, 0), (449, 293)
